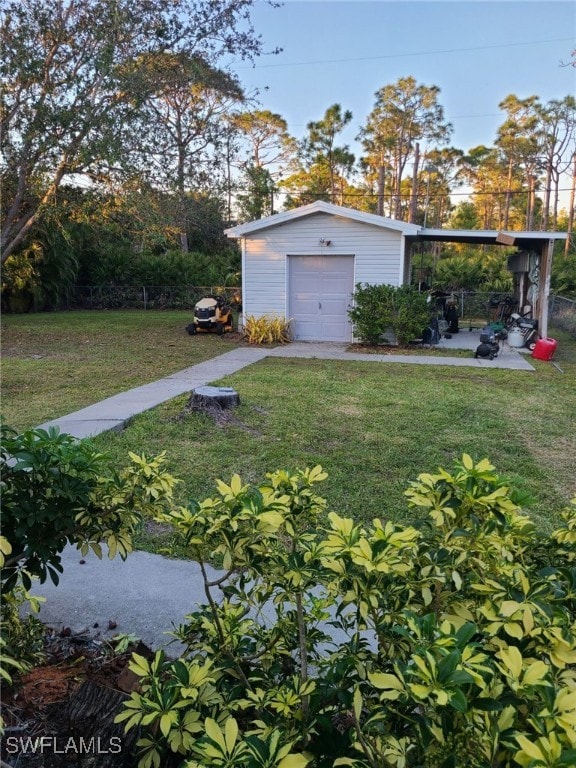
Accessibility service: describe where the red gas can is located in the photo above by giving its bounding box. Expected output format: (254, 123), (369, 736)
(531, 337), (557, 361)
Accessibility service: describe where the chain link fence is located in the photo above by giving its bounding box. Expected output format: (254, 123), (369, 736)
(64, 286), (576, 337)
(439, 291), (575, 336)
(69, 285), (241, 311)
(549, 294), (576, 336)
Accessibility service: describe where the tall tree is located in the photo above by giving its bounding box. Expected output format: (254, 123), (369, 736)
(0, 0), (271, 262)
(231, 109), (297, 169)
(231, 109), (297, 219)
(126, 52), (244, 250)
(495, 95), (542, 230)
(458, 146), (512, 230)
(235, 165), (275, 221)
(536, 96), (576, 230)
(359, 76), (452, 219)
(283, 104), (355, 207)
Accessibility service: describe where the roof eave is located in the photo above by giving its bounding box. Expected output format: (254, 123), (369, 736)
(225, 201), (421, 237)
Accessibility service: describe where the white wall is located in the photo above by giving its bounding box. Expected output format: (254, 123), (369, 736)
(242, 212), (404, 319)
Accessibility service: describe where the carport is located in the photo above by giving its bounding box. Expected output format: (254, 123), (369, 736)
(404, 228), (567, 338)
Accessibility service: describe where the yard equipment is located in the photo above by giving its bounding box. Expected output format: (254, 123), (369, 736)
(474, 325), (500, 359)
(508, 313), (538, 350)
(186, 296), (234, 335)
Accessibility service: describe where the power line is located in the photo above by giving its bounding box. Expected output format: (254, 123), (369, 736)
(238, 37), (574, 70)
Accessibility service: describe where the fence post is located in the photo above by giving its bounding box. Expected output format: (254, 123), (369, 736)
(143, 286), (147, 310)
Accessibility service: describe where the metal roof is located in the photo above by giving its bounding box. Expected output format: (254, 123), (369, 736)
(410, 228), (567, 250)
(226, 202), (567, 251)
(225, 200), (421, 237)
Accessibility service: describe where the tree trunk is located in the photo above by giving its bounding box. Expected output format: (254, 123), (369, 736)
(44, 681), (138, 767)
(565, 153), (576, 257)
(408, 142), (420, 223)
(377, 159), (385, 216)
(188, 386), (240, 411)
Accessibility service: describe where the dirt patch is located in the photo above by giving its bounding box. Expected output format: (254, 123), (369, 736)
(175, 397), (265, 436)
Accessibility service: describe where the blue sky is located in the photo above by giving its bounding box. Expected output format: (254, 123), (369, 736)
(234, 0), (575, 162)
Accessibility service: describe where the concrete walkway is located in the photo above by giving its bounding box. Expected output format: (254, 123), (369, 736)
(27, 333), (535, 649)
(37, 332), (534, 440)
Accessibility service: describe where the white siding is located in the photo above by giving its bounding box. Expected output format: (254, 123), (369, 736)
(243, 212), (404, 321)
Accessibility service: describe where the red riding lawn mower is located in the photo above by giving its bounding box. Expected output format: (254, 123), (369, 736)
(186, 295), (234, 336)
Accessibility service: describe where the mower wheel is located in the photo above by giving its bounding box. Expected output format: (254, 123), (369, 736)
(186, 323), (196, 335)
(528, 341), (537, 351)
(216, 322), (224, 335)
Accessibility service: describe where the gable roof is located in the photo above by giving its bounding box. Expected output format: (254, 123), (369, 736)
(225, 200), (422, 237)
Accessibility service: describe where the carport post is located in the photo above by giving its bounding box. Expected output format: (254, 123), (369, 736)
(537, 239), (554, 339)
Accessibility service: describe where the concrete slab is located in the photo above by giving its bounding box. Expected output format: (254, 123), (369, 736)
(36, 347), (270, 439)
(28, 545), (220, 653)
(268, 339), (535, 371)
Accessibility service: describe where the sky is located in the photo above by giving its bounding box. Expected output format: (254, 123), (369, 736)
(232, 0), (576, 171)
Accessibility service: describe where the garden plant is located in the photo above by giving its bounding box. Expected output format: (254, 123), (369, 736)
(348, 284), (431, 346)
(0, 427), (178, 689)
(109, 455), (576, 768)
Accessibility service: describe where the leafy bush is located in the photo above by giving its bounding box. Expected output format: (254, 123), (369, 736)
(243, 314), (292, 344)
(116, 457), (576, 768)
(348, 283), (395, 345)
(0, 426), (179, 592)
(348, 284), (429, 345)
(0, 426), (179, 689)
(390, 284), (431, 345)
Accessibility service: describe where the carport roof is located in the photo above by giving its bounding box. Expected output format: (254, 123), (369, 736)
(411, 227), (567, 250)
(226, 202), (568, 249)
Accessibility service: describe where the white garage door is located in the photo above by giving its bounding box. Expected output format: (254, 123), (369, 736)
(288, 255), (354, 341)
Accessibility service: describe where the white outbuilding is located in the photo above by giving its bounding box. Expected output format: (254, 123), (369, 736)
(225, 201), (419, 342)
(225, 200), (565, 342)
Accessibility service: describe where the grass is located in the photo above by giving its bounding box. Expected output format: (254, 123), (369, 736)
(2, 311), (575, 551)
(1, 310), (238, 431)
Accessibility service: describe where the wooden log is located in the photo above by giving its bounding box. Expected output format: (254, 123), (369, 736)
(43, 681), (138, 767)
(188, 386), (240, 411)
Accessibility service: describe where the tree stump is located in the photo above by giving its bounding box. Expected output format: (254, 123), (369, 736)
(187, 386), (240, 412)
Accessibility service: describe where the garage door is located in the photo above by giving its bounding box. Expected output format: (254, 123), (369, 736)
(288, 255), (354, 341)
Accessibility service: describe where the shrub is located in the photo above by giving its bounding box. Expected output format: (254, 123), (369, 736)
(390, 284), (431, 345)
(243, 314), (292, 344)
(348, 284), (430, 345)
(348, 283), (394, 345)
(116, 457), (576, 768)
(0, 426), (179, 689)
(0, 426), (179, 592)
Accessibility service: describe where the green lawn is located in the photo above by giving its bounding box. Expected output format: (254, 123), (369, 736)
(1, 310), (238, 431)
(2, 311), (575, 544)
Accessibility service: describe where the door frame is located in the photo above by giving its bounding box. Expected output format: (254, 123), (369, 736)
(286, 253), (356, 342)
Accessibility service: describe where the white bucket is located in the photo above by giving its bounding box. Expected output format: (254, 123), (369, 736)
(508, 327), (525, 348)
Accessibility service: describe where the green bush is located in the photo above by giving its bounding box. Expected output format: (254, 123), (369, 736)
(0, 426), (179, 690)
(348, 283), (395, 345)
(390, 284), (431, 345)
(116, 457), (576, 768)
(0, 426), (179, 592)
(348, 284), (430, 345)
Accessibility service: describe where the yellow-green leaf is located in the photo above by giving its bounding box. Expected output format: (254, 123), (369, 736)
(522, 661), (549, 687)
(515, 735), (545, 762)
(224, 717), (238, 753)
(369, 672), (404, 691)
(500, 646), (523, 678)
(204, 718), (226, 751)
(353, 686), (362, 722)
(277, 754), (312, 768)
(462, 454), (474, 470)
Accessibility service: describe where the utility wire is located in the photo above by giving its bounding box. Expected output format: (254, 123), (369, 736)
(237, 37), (574, 69)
